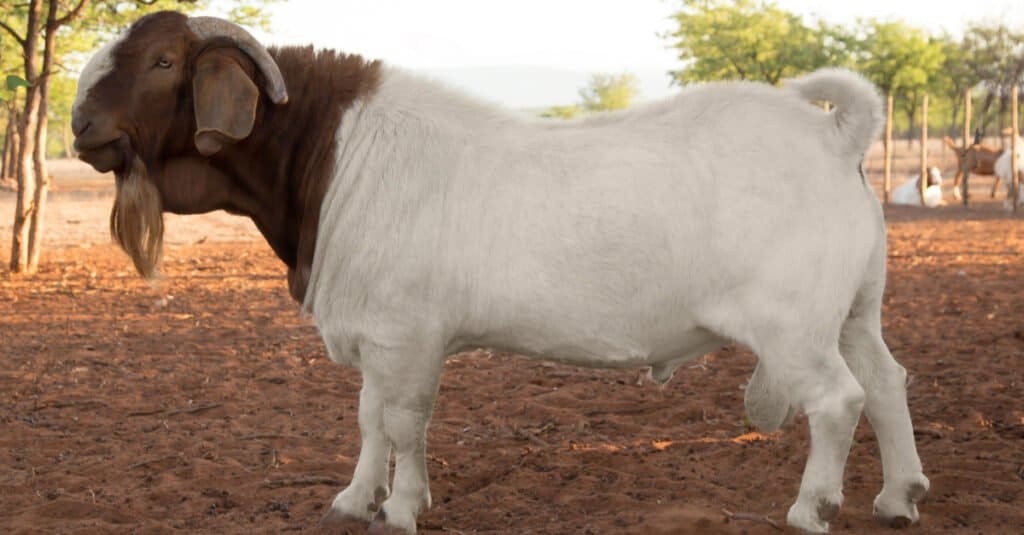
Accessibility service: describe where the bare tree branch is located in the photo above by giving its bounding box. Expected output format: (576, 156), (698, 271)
(55, 0), (89, 27)
(0, 20), (27, 47)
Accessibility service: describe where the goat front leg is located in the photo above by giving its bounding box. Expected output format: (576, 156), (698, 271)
(358, 341), (443, 534)
(321, 380), (392, 526)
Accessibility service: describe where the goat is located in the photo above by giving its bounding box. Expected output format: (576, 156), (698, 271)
(994, 143), (1024, 209)
(942, 135), (1003, 199)
(71, 11), (928, 534)
(892, 167), (944, 207)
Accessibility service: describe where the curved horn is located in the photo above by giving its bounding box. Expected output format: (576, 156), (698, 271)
(187, 16), (289, 105)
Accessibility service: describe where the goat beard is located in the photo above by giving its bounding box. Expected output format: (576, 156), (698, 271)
(110, 156), (164, 279)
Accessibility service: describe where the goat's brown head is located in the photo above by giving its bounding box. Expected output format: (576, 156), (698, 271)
(72, 11), (288, 278)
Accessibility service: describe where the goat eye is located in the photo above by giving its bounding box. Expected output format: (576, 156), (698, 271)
(157, 57), (172, 69)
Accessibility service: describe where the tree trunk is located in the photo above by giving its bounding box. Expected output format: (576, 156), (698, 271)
(27, 0), (63, 272)
(997, 93), (1007, 149)
(948, 94), (961, 139)
(1, 102), (18, 179)
(62, 120), (74, 158)
(905, 106), (916, 149)
(978, 90), (996, 134)
(10, 0), (43, 273)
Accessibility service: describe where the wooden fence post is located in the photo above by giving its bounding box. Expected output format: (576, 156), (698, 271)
(919, 94), (929, 205)
(962, 89), (971, 205)
(1013, 85), (1019, 213)
(884, 94), (893, 204)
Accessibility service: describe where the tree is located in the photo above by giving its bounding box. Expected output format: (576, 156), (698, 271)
(540, 104), (580, 119)
(933, 33), (982, 137)
(1, 0), (280, 274)
(579, 73), (639, 112)
(2, 0), (46, 274)
(961, 22), (1024, 136)
(853, 19), (945, 138)
(666, 0), (847, 85)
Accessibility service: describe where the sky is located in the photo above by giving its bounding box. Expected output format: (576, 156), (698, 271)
(229, 0), (1024, 108)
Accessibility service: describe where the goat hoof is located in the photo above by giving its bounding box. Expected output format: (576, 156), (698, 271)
(367, 509), (415, 534)
(319, 507), (370, 529)
(817, 500), (840, 523)
(787, 493), (842, 534)
(873, 476), (929, 529)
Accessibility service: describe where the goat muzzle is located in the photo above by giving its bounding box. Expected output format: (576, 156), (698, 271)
(76, 138), (125, 174)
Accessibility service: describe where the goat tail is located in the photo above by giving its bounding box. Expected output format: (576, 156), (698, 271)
(787, 68), (883, 162)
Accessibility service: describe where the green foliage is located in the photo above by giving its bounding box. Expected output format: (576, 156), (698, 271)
(959, 22), (1024, 132)
(854, 19), (945, 97)
(853, 19), (946, 132)
(225, 1), (281, 31)
(664, 1), (1024, 138)
(667, 0), (848, 85)
(5, 75), (28, 91)
(579, 73), (639, 112)
(540, 104), (581, 119)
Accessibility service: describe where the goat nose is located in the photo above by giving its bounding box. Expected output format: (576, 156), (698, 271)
(71, 117), (91, 137)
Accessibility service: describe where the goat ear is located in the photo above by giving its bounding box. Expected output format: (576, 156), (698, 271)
(192, 50), (259, 156)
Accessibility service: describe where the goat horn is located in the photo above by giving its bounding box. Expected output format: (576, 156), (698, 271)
(187, 16), (289, 105)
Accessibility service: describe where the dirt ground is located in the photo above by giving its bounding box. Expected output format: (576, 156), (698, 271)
(1, 157), (1022, 534)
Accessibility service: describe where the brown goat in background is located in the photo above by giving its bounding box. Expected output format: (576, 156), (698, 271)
(943, 135), (1003, 199)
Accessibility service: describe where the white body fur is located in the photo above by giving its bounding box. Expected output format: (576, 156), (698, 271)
(893, 167), (943, 207)
(994, 144), (1024, 208)
(307, 68), (928, 533)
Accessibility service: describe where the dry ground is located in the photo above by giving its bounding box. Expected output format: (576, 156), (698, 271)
(0, 155), (1022, 534)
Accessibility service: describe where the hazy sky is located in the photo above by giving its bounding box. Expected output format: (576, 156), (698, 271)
(220, 0), (1024, 107)
(251, 0), (1024, 71)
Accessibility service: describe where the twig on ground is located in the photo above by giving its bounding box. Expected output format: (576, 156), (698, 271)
(129, 403), (221, 417)
(241, 433), (291, 440)
(262, 476), (341, 489)
(128, 408), (167, 417)
(165, 403), (222, 416)
(913, 427), (944, 439)
(514, 427), (550, 448)
(721, 508), (782, 531)
(583, 400), (679, 417)
(129, 454), (179, 470)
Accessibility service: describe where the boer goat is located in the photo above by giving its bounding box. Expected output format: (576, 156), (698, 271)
(71, 11), (928, 534)
(943, 135), (1003, 199)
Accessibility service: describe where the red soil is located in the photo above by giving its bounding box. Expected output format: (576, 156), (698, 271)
(1, 166), (1022, 534)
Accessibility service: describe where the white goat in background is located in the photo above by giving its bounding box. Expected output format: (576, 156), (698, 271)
(994, 143), (1024, 209)
(893, 167), (944, 207)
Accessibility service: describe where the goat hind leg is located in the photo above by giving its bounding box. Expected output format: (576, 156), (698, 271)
(840, 317), (929, 528)
(763, 342), (864, 534)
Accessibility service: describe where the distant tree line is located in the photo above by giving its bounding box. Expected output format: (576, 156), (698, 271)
(541, 73), (642, 119)
(666, 0), (1024, 140)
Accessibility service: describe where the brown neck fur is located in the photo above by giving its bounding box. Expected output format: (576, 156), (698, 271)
(198, 47), (380, 302)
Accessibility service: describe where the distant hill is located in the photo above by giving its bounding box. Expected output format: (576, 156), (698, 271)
(418, 65), (679, 110)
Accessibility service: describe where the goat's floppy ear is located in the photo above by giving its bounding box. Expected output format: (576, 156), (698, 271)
(192, 50), (259, 156)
